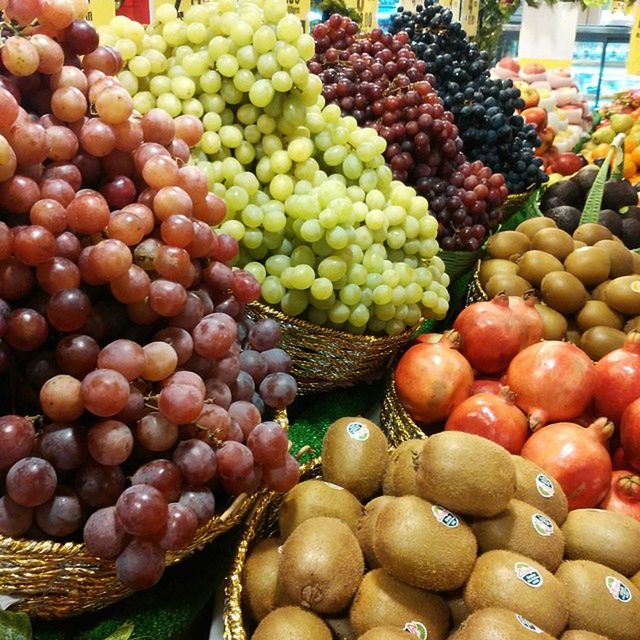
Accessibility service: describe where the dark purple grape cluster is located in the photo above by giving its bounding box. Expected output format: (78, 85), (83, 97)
(309, 15), (508, 250)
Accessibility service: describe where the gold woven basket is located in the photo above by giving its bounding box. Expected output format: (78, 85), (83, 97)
(247, 302), (415, 394)
(223, 458), (321, 640)
(380, 377), (426, 448)
(502, 189), (536, 222)
(1, 411), (288, 620)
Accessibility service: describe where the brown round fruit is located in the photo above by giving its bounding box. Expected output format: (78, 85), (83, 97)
(540, 271), (588, 314)
(595, 240), (633, 278)
(575, 300), (624, 332)
(485, 273), (532, 298)
(605, 275), (640, 315)
(580, 326), (627, 361)
(517, 251), (564, 288)
(486, 231), (531, 260)
(535, 304), (568, 340)
(516, 217), (557, 239)
(573, 223), (613, 246)
(532, 228), (575, 260)
(564, 246), (610, 286)
(252, 606), (332, 640)
(478, 259), (518, 289)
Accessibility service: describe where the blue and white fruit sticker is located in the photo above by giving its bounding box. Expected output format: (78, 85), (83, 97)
(431, 505), (460, 528)
(515, 614), (544, 633)
(531, 513), (554, 537)
(515, 562), (544, 588)
(403, 621), (428, 639)
(346, 421), (370, 442)
(535, 473), (555, 498)
(606, 576), (633, 603)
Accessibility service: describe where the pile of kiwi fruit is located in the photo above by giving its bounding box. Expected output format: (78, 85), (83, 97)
(239, 420), (640, 639)
(480, 217), (640, 360)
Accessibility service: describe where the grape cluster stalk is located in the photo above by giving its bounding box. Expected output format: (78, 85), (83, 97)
(0, 0), (298, 592)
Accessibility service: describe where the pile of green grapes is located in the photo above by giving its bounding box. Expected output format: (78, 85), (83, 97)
(98, 0), (450, 334)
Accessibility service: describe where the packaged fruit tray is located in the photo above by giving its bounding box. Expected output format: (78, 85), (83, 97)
(247, 302), (415, 394)
(0, 411), (287, 620)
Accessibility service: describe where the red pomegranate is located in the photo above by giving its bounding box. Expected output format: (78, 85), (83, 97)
(508, 293), (543, 347)
(599, 470), (640, 521)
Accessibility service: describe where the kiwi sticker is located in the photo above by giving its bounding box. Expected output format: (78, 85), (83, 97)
(606, 576), (633, 603)
(346, 421), (370, 442)
(515, 614), (544, 633)
(514, 562), (544, 588)
(431, 505), (460, 528)
(535, 473), (555, 498)
(531, 513), (554, 537)
(631, 281), (640, 295)
(403, 621), (428, 639)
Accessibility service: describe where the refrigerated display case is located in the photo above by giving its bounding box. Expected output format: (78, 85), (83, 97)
(497, 24), (638, 107)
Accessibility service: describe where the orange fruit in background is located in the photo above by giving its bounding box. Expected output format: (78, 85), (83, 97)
(632, 145), (640, 167)
(623, 155), (638, 180)
(591, 143), (610, 160)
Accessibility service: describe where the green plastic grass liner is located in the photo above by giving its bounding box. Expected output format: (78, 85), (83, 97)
(581, 132), (626, 224)
(500, 189), (543, 231)
(439, 248), (483, 283)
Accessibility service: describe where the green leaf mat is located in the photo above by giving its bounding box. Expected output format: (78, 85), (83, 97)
(29, 383), (383, 640)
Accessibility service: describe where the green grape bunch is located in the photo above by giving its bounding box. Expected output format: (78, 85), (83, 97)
(98, 0), (450, 335)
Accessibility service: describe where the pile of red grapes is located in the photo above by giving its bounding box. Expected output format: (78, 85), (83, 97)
(308, 15), (509, 251)
(0, 0), (298, 592)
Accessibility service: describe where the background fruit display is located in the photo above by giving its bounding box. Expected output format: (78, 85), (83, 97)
(237, 418), (640, 639)
(0, 0), (300, 593)
(98, 5), (451, 333)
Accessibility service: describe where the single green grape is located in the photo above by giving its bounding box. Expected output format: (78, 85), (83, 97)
(262, 276), (286, 304)
(281, 290), (308, 316)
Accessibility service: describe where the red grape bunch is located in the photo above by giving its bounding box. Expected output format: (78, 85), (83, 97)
(0, 0), (299, 592)
(308, 15), (509, 251)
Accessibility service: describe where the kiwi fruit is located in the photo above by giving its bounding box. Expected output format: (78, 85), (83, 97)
(279, 516), (364, 614)
(382, 438), (423, 496)
(575, 301), (624, 332)
(545, 206), (582, 234)
(564, 246), (611, 286)
(566, 323), (582, 346)
(325, 616), (357, 640)
(632, 252), (640, 275)
(357, 627), (414, 640)
(598, 209), (624, 238)
(595, 240), (633, 278)
(445, 590), (470, 629)
(349, 568), (450, 639)
(479, 259), (519, 289)
(511, 456), (568, 525)
(602, 179), (639, 211)
(374, 495), (477, 591)
(535, 304), (568, 340)
(485, 273), (532, 298)
(625, 316), (640, 332)
(580, 326), (627, 361)
(517, 251), (564, 288)
(516, 217), (557, 239)
(356, 495), (395, 569)
(540, 271), (587, 314)
(573, 223), (613, 246)
(556, 560), (640, 640)
(592, 280), (611, 302)
(278, 479), (363, 539)
(562, 509), (640, 577)
(605, 275), (640, 315)
(416, 431), (516, 517)
(471, 499), (565, 571)
(540, 179), (582, 210)
(242, 538), (285, 622)
(532, 228), (575, 260)
(574, 240), (588, 249)
(321, 416), (389, 501)
(464, 549), (568, 636)
(252, 606), (333, 640)
(449, 607), (557, 640)
(486, 231), (531, 260)
(561, 632), (612, 640)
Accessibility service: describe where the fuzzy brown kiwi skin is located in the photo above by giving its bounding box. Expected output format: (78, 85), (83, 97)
(357, 627), (415, 640)
(561, 632), (613, 640)
(252, 606), (333, 640)
(382, 439), (424, 497)
(449, 607), (557, 640)
(278, 516), (365, 615)
(356, 496), (395, 569)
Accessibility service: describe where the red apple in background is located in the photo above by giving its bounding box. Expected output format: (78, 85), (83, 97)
(498, 57), (520, 74)
(519, 86), (540, 109)
(522, 107), (548, 132)
(550, 152), (585, 176)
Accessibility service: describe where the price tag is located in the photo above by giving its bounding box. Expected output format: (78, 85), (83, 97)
(345, 0), (379, 29)
(628, 3), (640, 76)
(460, 0), (479, 36)
(287, 0), (311, 33)
(87, 0), (117, 26)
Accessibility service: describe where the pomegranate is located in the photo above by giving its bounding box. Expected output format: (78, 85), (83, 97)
(444, 388), (528, 454)
(508, 293), (543, 347)
(506, 341), (596, 430)
(471, 379), (502, 396)
(620, 397), (640, 471)
(414, 332), (443, 345)
(599, 470), (640, 521)
(453, 293), (526, 374)
(613, 447), (638, 471)
(594, 331), (640, 424)
(521, 418), (614, 510)
(394, 331), (474, 425)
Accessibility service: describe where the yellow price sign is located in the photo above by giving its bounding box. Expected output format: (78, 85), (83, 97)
(345, 0), (379, 29)
(86, 0), (116, 26)
(287, 0), (311, 32)
(629, 3), (640, 76)
(460, 0), (479, 36)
